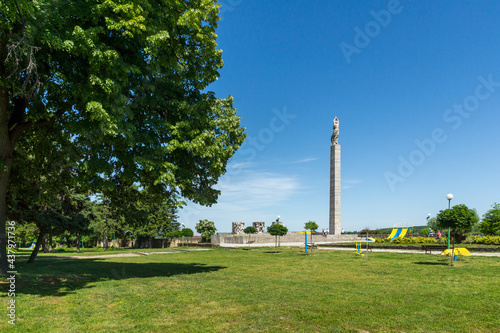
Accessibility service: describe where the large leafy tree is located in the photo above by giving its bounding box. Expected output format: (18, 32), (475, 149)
(0, 1), (245, 273)
(61, 190), (98, 253)
(436, 204), (479, 243)
(480, 203), (500, 236)
(7, 126), (84, 262)
(126, 192), (182, 248)
(89, 198), (124, 249)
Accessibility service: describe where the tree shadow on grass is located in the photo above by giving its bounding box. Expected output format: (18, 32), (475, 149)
(7, 259), (226, 297)
(414, 261), (449, 266)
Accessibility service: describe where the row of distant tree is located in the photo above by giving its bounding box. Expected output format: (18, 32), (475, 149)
(11, 185), (184, 262)
(356, 203), (500, 242)
(13, 189), (219, 261)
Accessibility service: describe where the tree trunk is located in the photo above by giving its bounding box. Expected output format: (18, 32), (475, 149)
(310, 232), (313, 254)
(43, 234), (49, 253)
(0, 85), (13, 273)
(149, 236), (153, 249)
(28, 232), (45, 263)
(103, 235), (108, 250)
(76, 234), (81, 253)
(66, 235), (71, 247)
(48, 232), (53, 252)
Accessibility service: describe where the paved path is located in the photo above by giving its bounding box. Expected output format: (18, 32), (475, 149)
(220, 242), (500, 257)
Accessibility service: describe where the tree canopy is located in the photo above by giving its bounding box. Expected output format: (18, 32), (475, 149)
(436, 204), (479, 242)
(480, 203), (500, 236)
(195, 219), (216, 242)
(0, 0), (246, 273)
(304, 221), (318, 233)
(244, 226), (256, 235)
(304, 221), (318, 253)
(267, 223), (288, 253)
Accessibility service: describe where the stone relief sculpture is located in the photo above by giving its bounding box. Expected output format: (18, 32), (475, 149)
(232, 222), (245, 234)
(331, 117), (339, 145)
(253, 222), (265, 234)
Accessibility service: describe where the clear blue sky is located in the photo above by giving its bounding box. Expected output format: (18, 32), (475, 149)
(179, 0), (500, 233)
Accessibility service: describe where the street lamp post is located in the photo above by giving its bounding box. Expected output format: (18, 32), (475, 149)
(426, 213), (431, 237)
(276, 216), (280, 246)
(181, 223), (185, 247)
(446, 193), (453, 249)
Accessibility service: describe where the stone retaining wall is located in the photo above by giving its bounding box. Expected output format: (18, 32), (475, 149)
(211, 232), (361, 245)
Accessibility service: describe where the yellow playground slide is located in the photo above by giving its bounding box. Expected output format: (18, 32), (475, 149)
(387, 228), (408, 240)
(387, 228), (398, 240)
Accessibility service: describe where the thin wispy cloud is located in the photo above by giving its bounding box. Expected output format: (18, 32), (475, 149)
(342, 179), (363, 190)
(217, 171), (300, 209)
(289, 157), (320, 164)
(227, 161), (256, 170)
(179, 170), (302, 228)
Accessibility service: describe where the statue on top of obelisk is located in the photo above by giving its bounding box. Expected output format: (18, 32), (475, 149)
(331, 117), (339, 145)
(329, 116), (341, 235)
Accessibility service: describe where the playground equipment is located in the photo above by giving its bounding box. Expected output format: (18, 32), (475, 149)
(355, 241), (365, 256)
(27, 242), (42, 250)
(387, 223), (413, 241)
(442, 247), (471, 261)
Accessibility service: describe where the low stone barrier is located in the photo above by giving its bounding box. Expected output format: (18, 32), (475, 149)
(211, 232), (360, 245)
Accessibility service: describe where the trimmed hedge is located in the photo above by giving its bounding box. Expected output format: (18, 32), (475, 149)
(465, 235), (500, 245)
(375, 237), (448, 244)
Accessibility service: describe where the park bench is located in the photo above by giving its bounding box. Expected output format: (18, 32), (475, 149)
(422, 245), (447, 254)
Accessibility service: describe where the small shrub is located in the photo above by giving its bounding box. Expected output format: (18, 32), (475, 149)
(436, 237), (447, 244)
(181, 228), (194, 237)
(463, 236), (475, 244)
(391, 237), (436, 244)
(473, 235), (500, 245)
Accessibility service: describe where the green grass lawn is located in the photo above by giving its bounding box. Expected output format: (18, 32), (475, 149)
(2, 247), (499, 332)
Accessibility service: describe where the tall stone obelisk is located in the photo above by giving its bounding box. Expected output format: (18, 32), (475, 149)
(329, 117), (341, 235)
